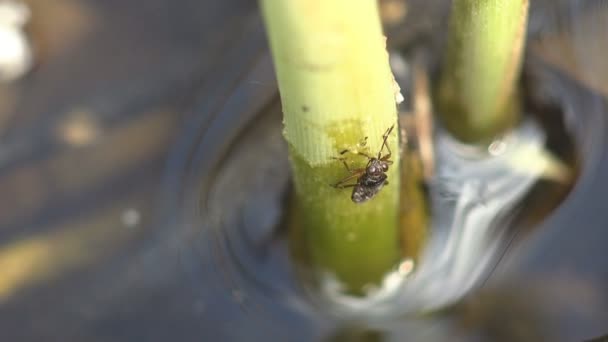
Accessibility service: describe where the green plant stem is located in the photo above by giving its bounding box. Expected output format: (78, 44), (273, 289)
(261, 0), (401, 294)
(437, 0), (529, 144)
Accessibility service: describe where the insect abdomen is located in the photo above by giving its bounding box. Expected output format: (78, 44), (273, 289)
(351, 176), (387, 203)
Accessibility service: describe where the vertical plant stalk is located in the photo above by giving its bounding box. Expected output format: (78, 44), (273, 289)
(436, 0), (529, 143)
(261, 0), (401, 294)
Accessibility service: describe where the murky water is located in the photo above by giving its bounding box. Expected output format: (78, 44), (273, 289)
(0, 1), (607, 341)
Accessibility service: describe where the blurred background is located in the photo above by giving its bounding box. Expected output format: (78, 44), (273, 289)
(0, 0), (607, 341)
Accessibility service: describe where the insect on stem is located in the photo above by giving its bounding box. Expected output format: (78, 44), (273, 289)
(332, 125), (395, 203)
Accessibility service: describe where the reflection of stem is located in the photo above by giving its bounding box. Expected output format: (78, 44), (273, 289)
(505, 144), (572, 183)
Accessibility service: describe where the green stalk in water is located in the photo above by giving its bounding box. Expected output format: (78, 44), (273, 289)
(260, 0), (401, 294)
(437, 0), (529, 144)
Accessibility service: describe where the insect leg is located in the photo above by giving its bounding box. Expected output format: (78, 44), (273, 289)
(379, 124), (394, 159)
(331, 172), (363, 188)
(335, 183), (358, 189)
(339, 148), (373, 160)
(331, 157), (356, 173)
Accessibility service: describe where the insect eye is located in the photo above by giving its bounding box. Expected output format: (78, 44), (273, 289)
(382, 164), (388, 171)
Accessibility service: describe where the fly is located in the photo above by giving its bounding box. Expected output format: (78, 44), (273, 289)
(331, 125), (394, 204)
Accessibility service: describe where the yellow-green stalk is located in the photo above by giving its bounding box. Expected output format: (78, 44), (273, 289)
(261, 0), (401, 294)
(436, 0), (529, 143)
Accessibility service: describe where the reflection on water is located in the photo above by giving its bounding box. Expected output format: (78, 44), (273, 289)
(0, 0), (607, 341)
